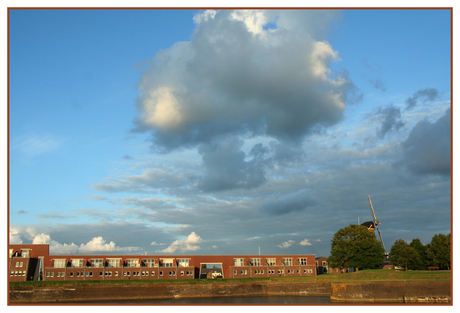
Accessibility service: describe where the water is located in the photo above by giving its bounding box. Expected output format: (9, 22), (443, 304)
(70, 295), (331, 304)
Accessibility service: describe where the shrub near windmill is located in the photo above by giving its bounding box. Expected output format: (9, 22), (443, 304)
(327, 196), (386, 271)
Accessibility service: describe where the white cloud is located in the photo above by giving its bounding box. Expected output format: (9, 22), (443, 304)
(150, 241), (165, 246)
(9, 229), (23, 244)
(157, 232), (202, 253)
(193, 9), (217, 24)
(134, 10), (353, 151)
(300, 238), (312, 246)
(12, 134), (61, 157)
(277, 240), (295, 249)
(26, 231), (143, 255)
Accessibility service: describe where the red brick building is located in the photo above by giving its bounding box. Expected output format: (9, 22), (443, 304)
(9, 244), (317, 281)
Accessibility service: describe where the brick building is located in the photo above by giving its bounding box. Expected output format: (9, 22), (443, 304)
(9, 244), (317, 281)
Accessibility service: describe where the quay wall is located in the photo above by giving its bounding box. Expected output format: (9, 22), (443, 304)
(9, 281), (450, 304)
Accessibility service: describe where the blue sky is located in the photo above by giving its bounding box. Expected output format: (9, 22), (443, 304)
(8, 8), (452, 257)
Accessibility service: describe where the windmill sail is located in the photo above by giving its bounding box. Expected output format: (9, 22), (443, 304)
(368, 195), (386, 252)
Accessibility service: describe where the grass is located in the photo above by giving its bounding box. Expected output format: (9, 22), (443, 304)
(9, 269), (451, 290)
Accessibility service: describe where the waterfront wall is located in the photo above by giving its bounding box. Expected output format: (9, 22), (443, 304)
(330, 281), (451, 303)
(9, 281), (450, 304)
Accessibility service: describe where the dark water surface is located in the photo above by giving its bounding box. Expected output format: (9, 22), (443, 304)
(69, 295), (331, 304)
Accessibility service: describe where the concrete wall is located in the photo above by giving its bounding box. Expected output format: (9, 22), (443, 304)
(9, 281), (451, 304)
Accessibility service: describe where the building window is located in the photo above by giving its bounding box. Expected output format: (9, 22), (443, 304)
(107, 259), (120, 268)
(126, 259), (140, 268)
(54, 259), (66, 268)
(299, 258), (307, 266)
(178, 259), (189, 267)
(70, 272), (74, 277)
(322, 261), (327, 267)
(144, 259), (155, 267)
(234, 258), (244, 266)
(251, 258), (261, 266)
(71, 259), (83, 268)
(151, 271), (155, 276)
(161, 259), (174, 267)
(181, 271), (184, 276)
(21, 250), (30, 258)
(160, 271), (163, 276)
(283, 258), (292, 266)
(266, 258), (276, 266)
(91, 259), (103, 268)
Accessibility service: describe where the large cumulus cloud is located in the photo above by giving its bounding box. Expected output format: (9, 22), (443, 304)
(133, 10), (355, 151)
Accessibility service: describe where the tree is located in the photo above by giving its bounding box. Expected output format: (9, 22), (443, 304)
(328, 224), (385, 270)
(427, 233), (451, 270)
(409, 238), (429, 270)
(389, 239), (421, 270)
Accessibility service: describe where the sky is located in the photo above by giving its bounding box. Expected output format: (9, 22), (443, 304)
(8, 8), (452, 258)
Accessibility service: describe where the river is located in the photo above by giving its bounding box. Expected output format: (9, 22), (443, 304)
(67, 295), (331, 304)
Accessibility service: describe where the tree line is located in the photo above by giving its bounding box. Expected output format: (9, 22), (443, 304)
(389, 233), (451, 270)
(327, 224), (451, 271)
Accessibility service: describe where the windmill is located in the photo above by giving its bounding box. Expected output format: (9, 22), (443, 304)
(368, 195), (386, 252)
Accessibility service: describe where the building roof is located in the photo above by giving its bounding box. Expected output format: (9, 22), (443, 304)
(361, 221), (375, 228)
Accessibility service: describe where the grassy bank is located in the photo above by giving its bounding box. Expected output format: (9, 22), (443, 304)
(10, 269), (451, 290)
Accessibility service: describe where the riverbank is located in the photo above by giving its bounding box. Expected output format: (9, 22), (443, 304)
(9, 270), (452, 304)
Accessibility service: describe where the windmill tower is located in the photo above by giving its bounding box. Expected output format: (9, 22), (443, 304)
(368, 195), (386, 252)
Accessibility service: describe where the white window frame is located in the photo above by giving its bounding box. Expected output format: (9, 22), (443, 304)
(283, 258), (293, 266)
(143, 259), (155, 267)
(126, 259), (140, 268)
(54, 259), (66, 268)
(251, 258), (261, 266)
(71, 259), (83, 268)
(91, 259), (103, 268)
(234, 258), (245, 266)
(107, 258), (121, 268)
(266, 258), (276, 266)
(161, 258), (174, 267)
(178, 259), (189, 267)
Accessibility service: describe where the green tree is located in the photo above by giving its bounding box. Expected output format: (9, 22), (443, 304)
(389, 239), (421, 270)
(409, 238), (429, 270)
(328, 224), (385, 270)
(427, 233), (451, 270)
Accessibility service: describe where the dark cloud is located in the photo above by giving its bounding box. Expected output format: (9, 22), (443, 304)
(198, 136), (269, 192)
(405, 88), (438, 110)
(368, 78), (386, 91)
(259, 189), (315, 215)
(122, 154), (134, 160)
(375, 104), (404, 139)
(397, 108), (451, 176)
(35, 213), (75, 220)
(133, 10), (354, 152)
(269, 140), (307, 165)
